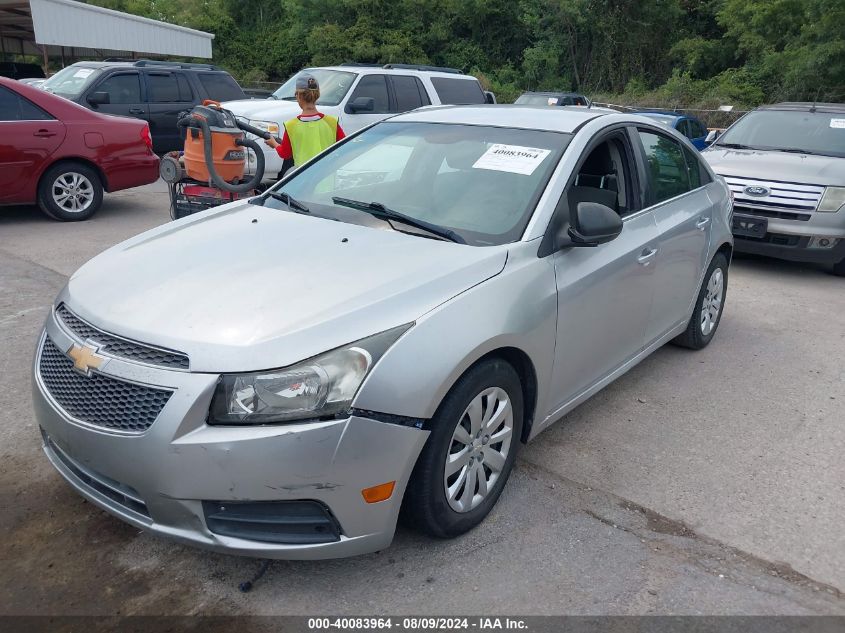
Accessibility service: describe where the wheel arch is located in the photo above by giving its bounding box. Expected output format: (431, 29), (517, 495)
(433, 346), (539, 445)
(37, 156), (110, 194)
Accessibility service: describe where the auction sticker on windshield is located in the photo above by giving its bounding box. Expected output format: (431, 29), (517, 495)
(473, 144), (551, 175)
(830, 119), (845, 129)
(73, 68), (94, 79)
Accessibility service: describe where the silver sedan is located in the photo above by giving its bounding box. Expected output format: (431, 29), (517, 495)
(33, 105), (733, 559)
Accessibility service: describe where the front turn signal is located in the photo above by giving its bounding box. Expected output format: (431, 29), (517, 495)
(361, 481), (396, 504)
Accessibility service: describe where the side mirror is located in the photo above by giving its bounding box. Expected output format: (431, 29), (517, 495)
(87, 91), (110, 106)
(705, 129), (722, 144)
(348, 97), (375, 113)
(484, 91), (497, 104)
(568, 201), (623, 247)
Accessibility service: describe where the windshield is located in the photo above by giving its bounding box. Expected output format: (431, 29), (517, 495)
(717, 110), (845, 158)
(42, 66), (102, 98)
(271, 69), (356, 106)
(265, 121), (570, 246)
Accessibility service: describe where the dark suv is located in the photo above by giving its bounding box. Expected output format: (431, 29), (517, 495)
(41, 60), (247, 154)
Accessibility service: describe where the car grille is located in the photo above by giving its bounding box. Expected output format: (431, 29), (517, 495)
(38, 336), (173, 433)
(43, 430), (151, 519)
(724, 176), (824, 221)
(55, 304), (189, 370)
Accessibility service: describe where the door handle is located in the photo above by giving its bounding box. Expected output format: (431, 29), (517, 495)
(637, 247), (658, 265)
(128, 108), (145, 115)
(696, 216), (711, 230)
(33, 129), (56, 138)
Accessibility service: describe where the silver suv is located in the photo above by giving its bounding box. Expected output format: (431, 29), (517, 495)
(703, 103), (845, 275)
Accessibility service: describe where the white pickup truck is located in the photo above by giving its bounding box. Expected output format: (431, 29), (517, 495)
(224, 64), (491, 182)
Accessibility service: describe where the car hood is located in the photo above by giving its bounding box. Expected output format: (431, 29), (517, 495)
(222, 98), (302, 123)
(703, 147), (845, 186)
(62, 203), (507, 373)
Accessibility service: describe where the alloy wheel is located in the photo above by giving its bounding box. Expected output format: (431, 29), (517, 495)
(52, 172), (95, 214)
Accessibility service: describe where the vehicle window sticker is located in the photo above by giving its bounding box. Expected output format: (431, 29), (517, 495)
(547, 97), (557, 106)
(73, 68), (94, 79)
(830, 118), (845, 129)
(472, 144), (551, 176)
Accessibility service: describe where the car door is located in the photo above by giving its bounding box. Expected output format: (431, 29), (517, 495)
(84, 70), (148, 122)
(143, 71), (195, 154)
(341, 74), (391, 134)
(633, 127), (712, 346)
(389, 74), (430, 114)
(547, 128), (660, 411)
(0, 85), (65, 202)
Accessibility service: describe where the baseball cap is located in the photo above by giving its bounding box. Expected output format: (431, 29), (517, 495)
(295, 74), (319, 90)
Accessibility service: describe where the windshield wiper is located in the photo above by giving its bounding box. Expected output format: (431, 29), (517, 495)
(254, 190), (310, 214)
(770, 147), (822, 155)
(331, 197), (466, 244)
(715, 142), (759, 150)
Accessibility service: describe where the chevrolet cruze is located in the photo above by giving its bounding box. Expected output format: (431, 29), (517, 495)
(33, 106), (733, 559)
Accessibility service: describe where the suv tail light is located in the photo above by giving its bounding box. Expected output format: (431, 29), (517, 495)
(141, 125), (153, 152)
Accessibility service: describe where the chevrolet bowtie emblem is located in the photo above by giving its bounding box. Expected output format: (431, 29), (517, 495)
(67, 342), (105, 375)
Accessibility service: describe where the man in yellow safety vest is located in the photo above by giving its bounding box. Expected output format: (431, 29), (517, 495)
(265, 74), (345, 174)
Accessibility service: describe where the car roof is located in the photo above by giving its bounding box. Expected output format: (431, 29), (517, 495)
(391, 104), (610, 133)
(319, 65), (479, 80)
(636, 111), (686, 120)
(519, 91), (586, 97)
(760, 102), (845, 113)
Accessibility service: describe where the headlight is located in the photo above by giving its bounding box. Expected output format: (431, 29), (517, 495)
(818, 187), (845, 213)
(209, 324), (411, 425)
(247, 119), (280, 137)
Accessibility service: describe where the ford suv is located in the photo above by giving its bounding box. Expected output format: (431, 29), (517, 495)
(223, 64), (491, 182)
(703, 102), (845, 275)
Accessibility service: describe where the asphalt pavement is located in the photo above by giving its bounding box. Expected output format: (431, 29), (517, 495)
(1, 182), (842, 615)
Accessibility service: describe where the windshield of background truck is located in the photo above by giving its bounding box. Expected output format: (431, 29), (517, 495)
(267, 121), (571, 246)
(272, 69), (356, 106)
(42, 66), (102, 99)
(717, 110), (845, 158)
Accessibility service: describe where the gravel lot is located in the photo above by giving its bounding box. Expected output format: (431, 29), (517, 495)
(1, 181), (843, 615)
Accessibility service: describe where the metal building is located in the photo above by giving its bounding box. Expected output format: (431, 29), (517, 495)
(0, 0), (214, 66)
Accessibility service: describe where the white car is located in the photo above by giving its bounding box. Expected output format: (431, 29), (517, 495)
(224, 64), (491, 182)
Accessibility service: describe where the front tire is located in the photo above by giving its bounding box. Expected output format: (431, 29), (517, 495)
(832, 256), (845, 277)
(402, 359), (523, 538)
(673, 252), (729, 350)
(37, 162), (103, 221)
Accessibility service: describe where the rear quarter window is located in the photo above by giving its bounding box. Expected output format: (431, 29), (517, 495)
(431, 77), (486, 105)
(197, 73), (245, 101)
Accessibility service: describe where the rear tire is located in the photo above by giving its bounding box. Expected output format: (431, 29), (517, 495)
(37, 162), (103, 221)
(673, 252), (729, 350)
(402, 359), (523, 538)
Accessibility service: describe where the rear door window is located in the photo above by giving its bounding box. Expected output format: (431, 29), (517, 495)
(348, 74), (390, 113)
(93, 72), (142, 104)
(431, 77), (486, 104)
(197, 72), (245, 101)
(390, 75), (430, 112)
(0, 86), (52, 120)
(146, 73), (182, 102)
(637, 129), (691, 204)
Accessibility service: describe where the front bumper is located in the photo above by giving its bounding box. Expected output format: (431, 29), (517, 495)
(243, 142), (283, 183)
(733, 214), (845, 265)
(32, 311), (428, 559)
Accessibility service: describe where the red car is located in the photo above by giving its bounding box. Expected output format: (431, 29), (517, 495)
(0, 77), (159, 221)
